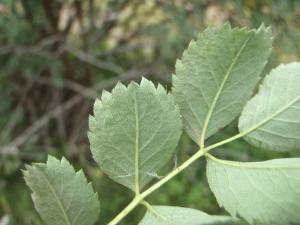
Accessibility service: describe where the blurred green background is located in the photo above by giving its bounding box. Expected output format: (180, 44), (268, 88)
(0, 0), (299, 224)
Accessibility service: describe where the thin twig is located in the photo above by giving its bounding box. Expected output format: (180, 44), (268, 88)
(64, 44), (124, 74)
(37, 77), (99, 98)
(0, 66), (156, 155)
(0, 35), (63, 57)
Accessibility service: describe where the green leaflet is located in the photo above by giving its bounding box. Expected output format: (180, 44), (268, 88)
(173, 23), (272, 146)
(206, 157), (300, 225)
(239, 62), (300, 151)
(23, 156), (100, 225)
(139, 205), (236, 225)
(88, 78), (182, 192)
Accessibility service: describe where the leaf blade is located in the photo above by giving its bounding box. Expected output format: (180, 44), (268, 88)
(239, 62), (300, 151)
(89, 78), (182, 191)
(23, 156), (100, 225)
(207, 157), (300, 225)
(173, 24), (272, 146)
(139, 205), (236, 225)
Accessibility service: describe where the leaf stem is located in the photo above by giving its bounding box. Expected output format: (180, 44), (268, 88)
(141, 200), (159, 216)
(199, 35), (252, 148)
(204, 132), (245, 152)
(107, 129), (249, 225)
(141, 201), (171, 223)
(140, 149), (206, 199)
(107, 197), (141, 225)
(106, 149), (206, 225)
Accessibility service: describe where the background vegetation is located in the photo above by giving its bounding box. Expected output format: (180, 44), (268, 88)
(0, 0), (299, 224)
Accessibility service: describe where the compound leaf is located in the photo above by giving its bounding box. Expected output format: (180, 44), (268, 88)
(89, 78), (182, 192)
(207, 157), (300, 225)
(173, 23), (272, 146)
(23, 156), (100, 225)
(239, 62), (300, 151)
(139, 205), (236, 225)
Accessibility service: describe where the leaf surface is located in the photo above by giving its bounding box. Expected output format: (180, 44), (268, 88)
(139, 205), (235, 225)
(173, 23), (272, 146)
(23, 156), (100, 225)
(89, 78), (182, 191)
(239, 62), (300, 151)
(207, 157), (300, 225)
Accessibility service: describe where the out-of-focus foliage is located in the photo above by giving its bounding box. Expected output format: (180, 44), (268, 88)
(0, 0), (299, 225)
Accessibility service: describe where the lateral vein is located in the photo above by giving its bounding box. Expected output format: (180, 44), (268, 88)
(38, 169), (72, 225)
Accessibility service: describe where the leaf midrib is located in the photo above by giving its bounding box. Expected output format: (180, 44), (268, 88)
(133, 91), (140, 193)
(242, 95), (300, 137)
(199, 34), (253, 147)
(37, 169), (72, 225)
